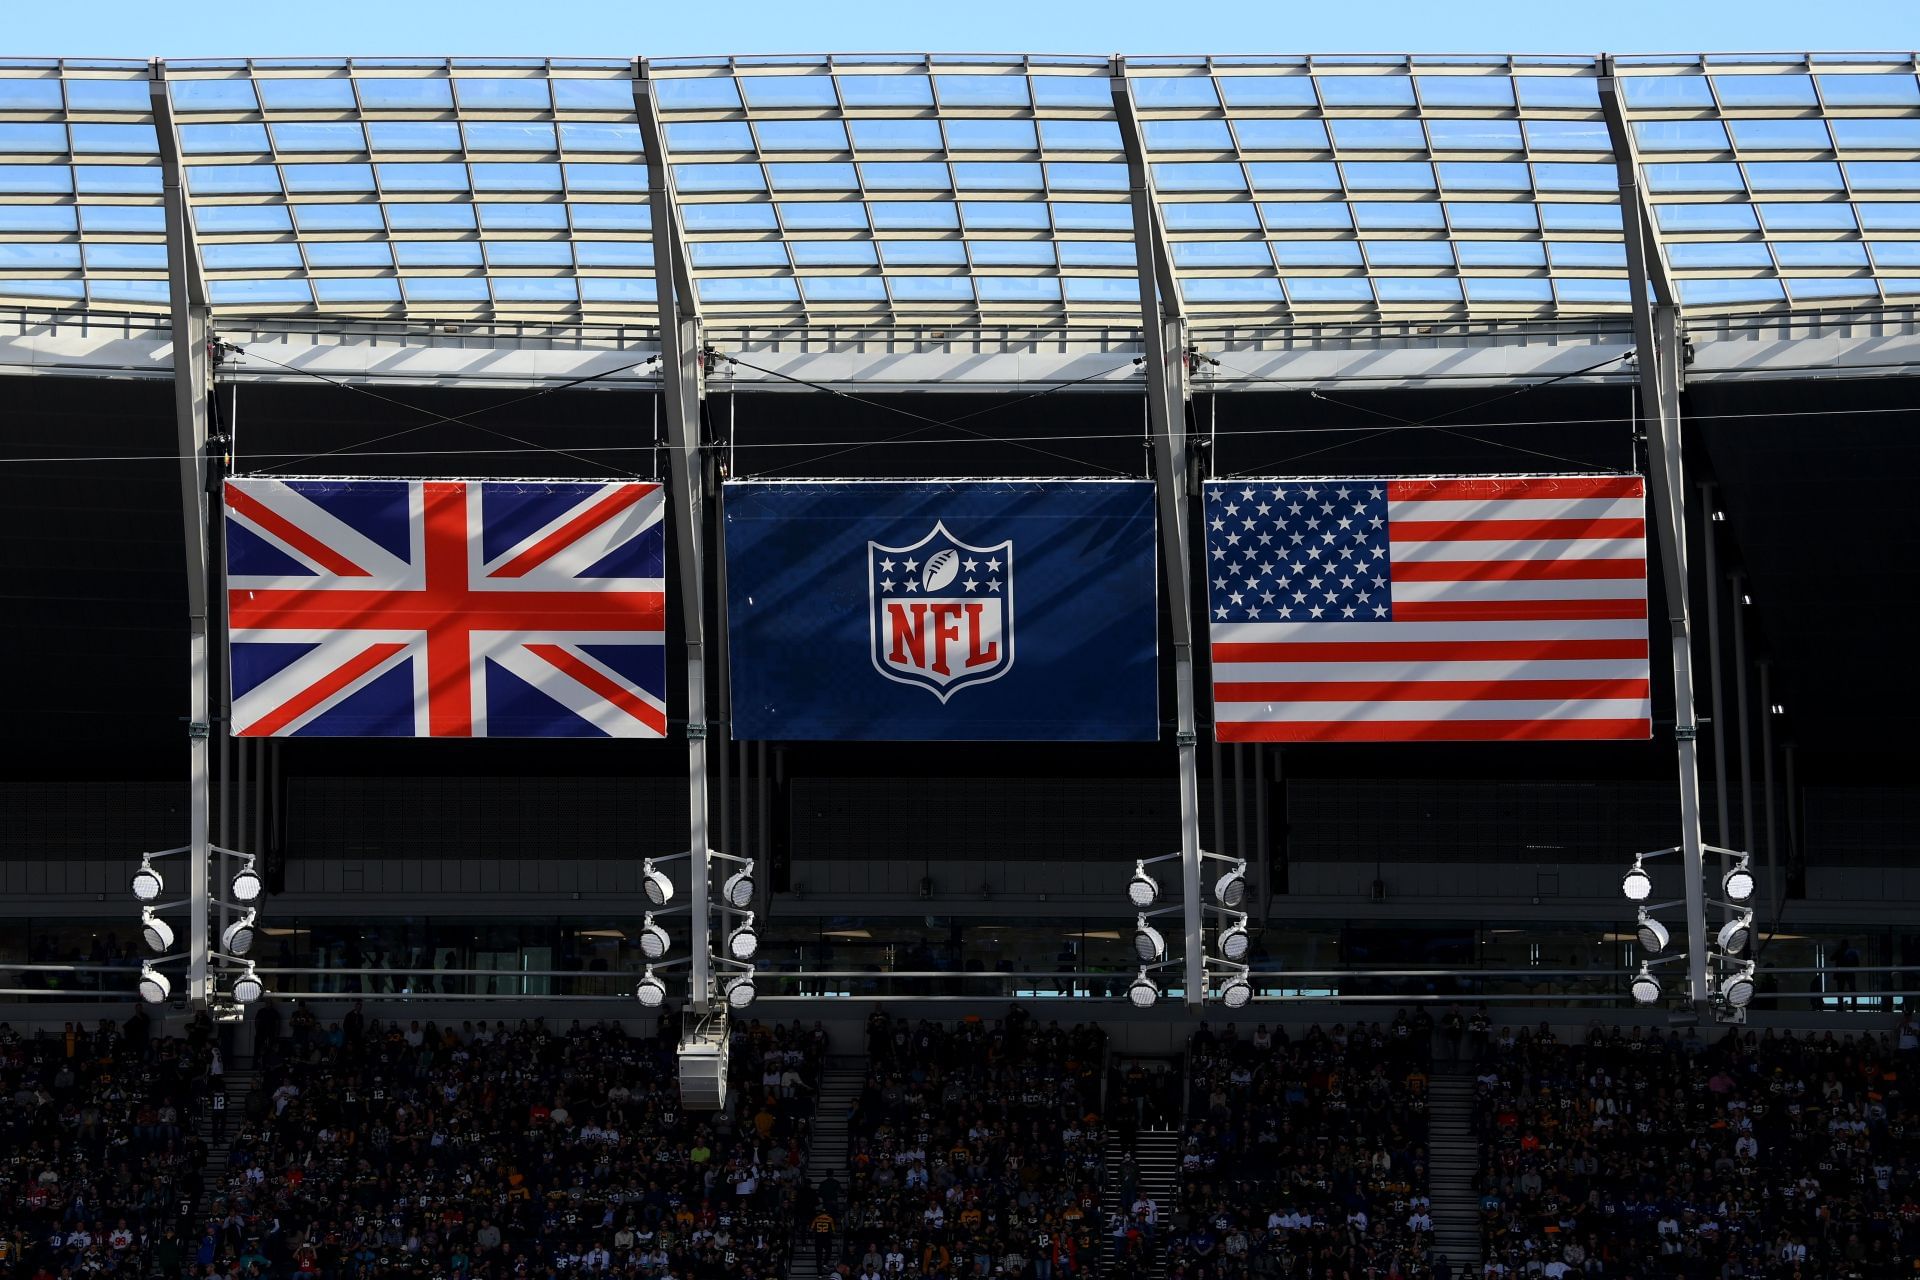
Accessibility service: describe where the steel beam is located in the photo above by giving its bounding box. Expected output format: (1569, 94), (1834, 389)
(1601, 59), (1710, 1008)
(1699, 482), (1731, 865)
(1113, 58), (1205, 1006)
(634, 60), (714, 1012)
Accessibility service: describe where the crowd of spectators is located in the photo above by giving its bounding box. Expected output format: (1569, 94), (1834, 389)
(833, 1008), (1108, 1280)
(1158, 1016), (1438, 1280)
(0, 1013), (215, 1277)
(1473, 1021), (1920, 1280)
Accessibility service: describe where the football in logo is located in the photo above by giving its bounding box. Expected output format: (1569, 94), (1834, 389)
(922, 548), (960, 593)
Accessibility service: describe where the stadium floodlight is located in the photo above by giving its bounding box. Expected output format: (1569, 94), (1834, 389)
(1128, 863), (1159, 909)
(1635, 910), (1669, 954)
(137, 964), (170, 1004)
(1134, 915), (1166, 963)
(639, 915), (671, 961)
(1717, 911), (1754, 955)
(1723, 858), (1755, 903)
(222, 911), (257, 957)
(131, 858), (163, 903)
(1621, 860), (1652, 902)
(230, 863), (263, 903)
(232, 967), (265, 1005)
(1720, 964), (1756, 1008)
(1214, 861), (1248, 908)
(1629, 965), (1661, 1005)
(722, 865), (755, 909)
(635, 968), (666, 1008)
(724, 970), (757, 1009)
(727, 915), (759, 961)
(1218, 917), (1251, 962)
(1220, 974), (1252, 1009)
(140, 909), (174, 954)
(1128, 969), (1159, 1009)
(642, 861), (674, 906)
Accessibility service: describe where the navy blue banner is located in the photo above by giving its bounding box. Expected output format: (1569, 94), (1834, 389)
(724, 480), (1159, 741)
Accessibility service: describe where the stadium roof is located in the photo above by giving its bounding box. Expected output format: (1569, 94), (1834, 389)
(3, 52), (1919, 330)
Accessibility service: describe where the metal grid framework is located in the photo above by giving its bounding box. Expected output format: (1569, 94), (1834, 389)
(1, 52), (1918, 327)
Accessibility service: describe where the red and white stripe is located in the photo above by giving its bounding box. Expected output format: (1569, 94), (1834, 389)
(1213, 475), (1651, 743)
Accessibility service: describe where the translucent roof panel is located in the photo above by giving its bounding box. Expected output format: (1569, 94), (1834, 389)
(0, 54), (1915, 325)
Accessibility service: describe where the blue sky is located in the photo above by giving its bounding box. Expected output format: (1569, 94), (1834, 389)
(11, 0), (1918, 59)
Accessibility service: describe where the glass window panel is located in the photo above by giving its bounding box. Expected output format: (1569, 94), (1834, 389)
(552, 79), (635, 110)
(1164, 203), (1260, 230)
(890, 277), (974, 301)
(1376, 276), (1463, 302)
(1633, 121), (1730, 152)
(367, 122), (461, 151)
(778, 200), (871, 229)
(802, 276), (888, 302)
(1046, 162), (1127, 192)
(0, 123), (68, 152)
(304, 242), (394, 268)
(493, 277), (579, 301)
(1773, 241), (1869, 268)
(1534, 163), (1616, 192)
(484, 241), (573, 267)
(69, 124), (158, 154)
(1787, 276), (1877, 299)
(194, 205), (291, 233)
(697, 276), (799, 302)
(1352, 200), (1445, 229)
(1524, 120), (1611, 152)
(354, 78), (454, 110)
(1667, 242), (1774, 269)
(394, 241), (482, 266)
(1231, 119), (1330, 151)
(766, 162), (859, 191)
(788, 240), (875, 266)
(1176, 277), (1287, 302)
(756, 120), (852, 152)
(0, 80), (64, 110)
(90, 279), (170, 304)
(1436, 161), (1529, 190)
(580, 277), (655, 303)
(933, 75), (1029, 108)
(959, 201), (1049, 229)
(1272, 240), (1364, 266)
(453, 78), (550, 109)
(206, 279), (312, 305)
(1848, 161), (1920, 190)
(1030, 75), (1110, 108)
(849, 119), (943, 151)
(464, 122), (558, 152)
(1547, 241), (1626, 269)
(1869, 240), (1920, 266)
(689, 241), (789, 268)
(1058, 241), (1133, 267)
(1426, 119), (1522, 151)
(0, 243), (80, 268)
(1064, 276), (1137, 301)
(1260, 201), (1352, 229)
(564, 162), (647, 192)
(1463, 276), (1553, 302)
(1173, 241), (1275, 267)
(1712, 74), (1818, 107)
(1137, 120), (1227, 152)
(739, 76), (837, 109)
(1744, 161), (1844, 192)
(1052, 201), (1130, 230)
(669, 122), (755, 152)
(378, 162), (470, 191)
(1728, 119), (1833, 151)
(1152, 162), (1247, 192)
(879, 240), (967, 266)
(1346, 161), (1437, 191)
(185, 164), (277, 195)
(1619, 76), (1715, 108)
(680, 203), (777, 231)
(257, 78), (357, 109)
(1817, 73), (1920, 107)
(1245, 162), (1340, 191)
(1446, 201), (1539, 230)
(1539, 202), (1621, 231)
(0, 279), (84, 300)
(570, 202), (650, 230)
(860, 162), (951, 190)
(1130, 77), (1221, 108)
(382, 203), (476, 230)
(284, 162), (375, 192)
(1654, 203), (1758, 232)
(1329, 119), (1426, 150)
(1218, 76), (1317, 107)
(1556, 277), (1631, 303)
(567, 241), (651, 266)
(402, 277), (490, 302)
(291, 204), (382, 232)
(952, 161), (1042, 190)
(1643, 162), (1745, 192)
(1028, 122), (1117, 155)
(970, 240), (1054, 266)
(63, 80), (149, 112)
(673, 163), (765, 193)
(656, 78), (742, 110)
(313, 277), (403, 303)
(0, 207), (75, 232)
(1316, 76), (1415, 107)
(835, 74), (934, 107)
(1456, 240), (1545, 267)
(272, 122), (368, 152)
(1287, 276), (1375, 301)
(948, 120), (1039, 151)
(477, 202), (569, 229)
(558, 122), (644, 152)
(1365, 240), (1455, 267)
(977, 276), (1061, 300)
(1831, 118), (1920, 150)
(1417, 75), (1516, 108)
(1859, 202), (1920, 230)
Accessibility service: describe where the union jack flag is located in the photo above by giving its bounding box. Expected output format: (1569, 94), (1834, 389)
(224, 477), (667, 738)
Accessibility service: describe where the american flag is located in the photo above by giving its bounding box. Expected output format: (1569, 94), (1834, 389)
(224, 477), (667, 738)
(1203, 475), (1651, 743)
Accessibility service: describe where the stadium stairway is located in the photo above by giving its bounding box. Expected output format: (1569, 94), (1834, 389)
(1426, 1071), (1483, 1274)
(786, 1055), (865, 1280)
(195, 1064), (258, 1213)
(1100, 1127), (1181, 1279)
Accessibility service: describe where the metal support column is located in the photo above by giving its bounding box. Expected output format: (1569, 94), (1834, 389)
(634, 60), (713, 1012)
(1699, 483), (1731, 867)
(1732, 573), (1754, 855)
(1760, 660), (1779, 932)
(1601, 59), (1709, 1007)
(152, 60), (214, 1010)
(1113, 58), (1205, 1004)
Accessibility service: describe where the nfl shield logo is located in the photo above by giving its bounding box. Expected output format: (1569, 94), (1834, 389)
(868, 522), (1015, 702)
